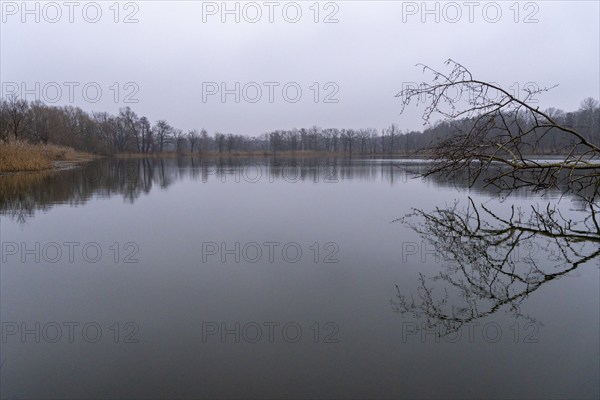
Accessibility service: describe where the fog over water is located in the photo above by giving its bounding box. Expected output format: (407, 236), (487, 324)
(1, 1), (599, 399)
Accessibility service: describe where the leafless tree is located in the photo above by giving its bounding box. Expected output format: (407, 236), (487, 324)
(172, 129), (185, 153)
(215, 132), (225, 153)
(119, 107), (141, 152)
(153, 120), (172, 152)
(187, 129), (199, 154)
(341, 129), (357, 156)
(26, 100), (51, 144)
(392, 60), (600, 334)
(226, 133), (235, 153)
(139, 116), (152, 153)
(2, 95), (29, 141)
(579, 97), (600, 147)
(309, 125), (320, 151)
(199, 128), (209, 153)
(397, 59), (600, 200)
(387, 123), (399, 154)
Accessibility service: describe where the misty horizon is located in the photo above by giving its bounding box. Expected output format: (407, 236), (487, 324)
(2, 1), (598, 135)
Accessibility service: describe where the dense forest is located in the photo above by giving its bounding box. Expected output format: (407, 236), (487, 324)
(0, 96), (598, 156)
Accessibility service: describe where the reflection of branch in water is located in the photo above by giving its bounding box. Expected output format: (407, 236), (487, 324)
(391, 198), (600, 336)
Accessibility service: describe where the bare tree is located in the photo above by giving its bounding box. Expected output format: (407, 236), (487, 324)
(93, 111), (117, 152)
(215, 132), (225, 153)
(387, 123), (399, 154)
(3, 95), (29, 141)
(187, 129), (199, 154)
(139, 116), (152, 153)
(26, 100), (51, 144)
(119, 107), (141, 152)
(579, 97), (600, 147)
(172, 129), (185, 153)
(226, 133), (235, 153)
(359, 129), (370, 154)
(392, 60), (600, 335)
(153, 120), (172, 152)
(309, 125), (320, 151)
(341, 129), (357, 156)
(198, 128), (209, 153)
(397, 59), (600, 200)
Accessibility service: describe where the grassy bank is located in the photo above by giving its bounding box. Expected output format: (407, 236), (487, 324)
(0, 141), (97, 173)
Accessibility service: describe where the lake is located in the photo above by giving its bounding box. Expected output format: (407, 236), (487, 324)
(1, 157), (598, 399)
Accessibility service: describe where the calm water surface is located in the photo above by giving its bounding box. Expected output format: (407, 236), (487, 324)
(1, 157), (598, 399)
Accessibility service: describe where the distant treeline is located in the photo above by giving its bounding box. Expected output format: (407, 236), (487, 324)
(1, 96), (598, 155)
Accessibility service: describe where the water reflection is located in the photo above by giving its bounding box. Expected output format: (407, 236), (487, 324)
(0, 157), (419, 221)
(0, 156), (574, 222)
(392, 197), (600, 334)
(1, 157), (598, 399)
(3, 156), (598, 328)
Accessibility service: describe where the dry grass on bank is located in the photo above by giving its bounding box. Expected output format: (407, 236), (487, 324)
(0, 141), (96, 173)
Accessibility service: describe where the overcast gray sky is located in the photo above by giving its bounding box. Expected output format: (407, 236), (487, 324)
(1, 0), (599, 135)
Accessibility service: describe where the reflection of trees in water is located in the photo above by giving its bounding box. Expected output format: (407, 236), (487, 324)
(392, 60), (600, 334)
(0, 157), (467, 222)
(391, 197), (600, 335)
(202, 157), (393, 183)
(3, 154), (592, 225)
(0, 172), (51, 222)
(0, 158), (181, 222)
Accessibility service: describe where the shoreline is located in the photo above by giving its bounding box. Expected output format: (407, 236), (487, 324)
(0, 158), (99, 177)
(1, 145), (589, 176)
(0, 141), (99, 176)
